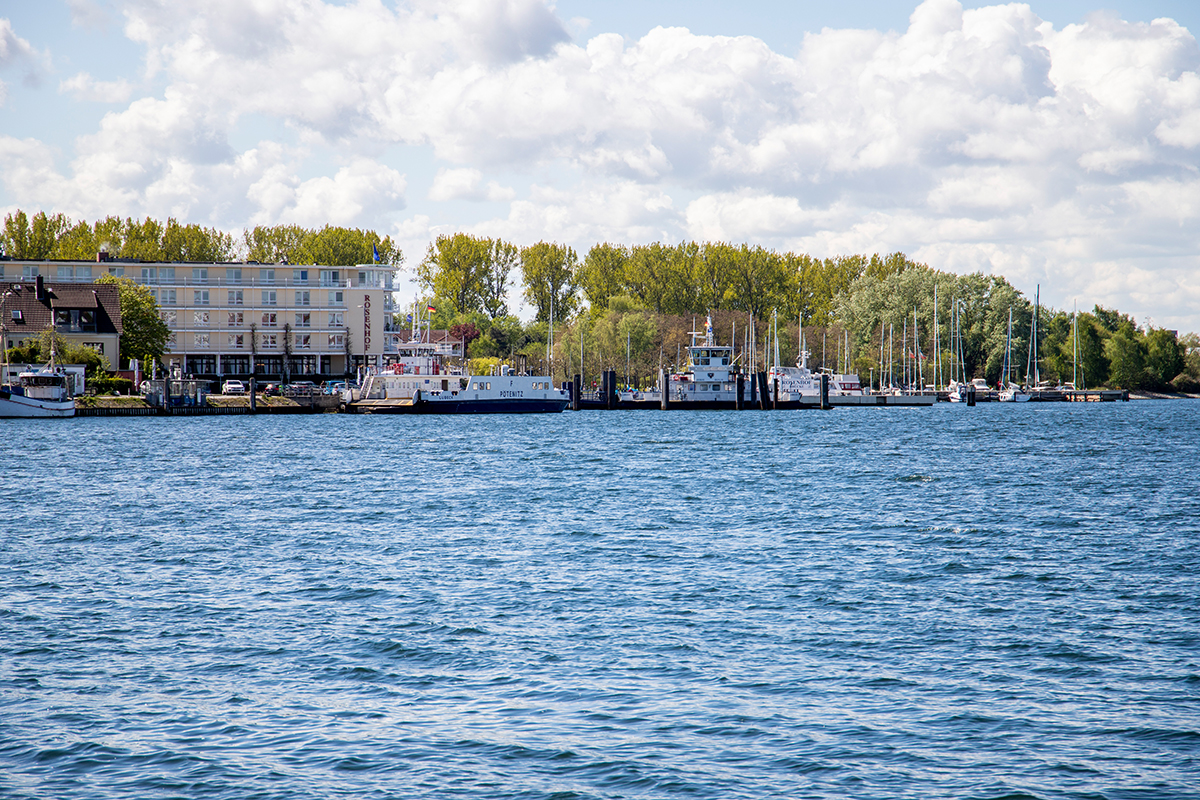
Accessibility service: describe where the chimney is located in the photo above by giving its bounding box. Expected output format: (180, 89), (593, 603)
(97, 250), (110, 262)
(35, 274), (46, 301)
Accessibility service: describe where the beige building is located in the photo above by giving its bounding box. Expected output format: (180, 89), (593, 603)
(0, 256), (399, 380)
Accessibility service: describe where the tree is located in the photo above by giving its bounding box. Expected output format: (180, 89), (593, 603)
(482, 239), (519, 319)
(416, 233), (491, 315)
(121, 217), (167, 261)
(1104, 324), (1146, 389)
(243, 225), (307, 263)
(6, 330), (109, 375)
(162, 218), (235, 262)
(94, 274), (171, 368)
(2, 210), (70, 259)
(1144, 328), (1184, 389)
(449, 322), (482, 356)
(579, 243), (629, 310)
(520, 242), (579, 323)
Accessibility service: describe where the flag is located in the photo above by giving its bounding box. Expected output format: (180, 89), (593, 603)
(427, 305), (436, 312)
(372, 244), (380, 263)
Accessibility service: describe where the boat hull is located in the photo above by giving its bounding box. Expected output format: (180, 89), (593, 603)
(413, 397), (568, 414)
(0, 392), (76, 418)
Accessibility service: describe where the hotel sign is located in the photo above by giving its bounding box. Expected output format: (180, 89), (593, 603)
(363, 294), (371, 351)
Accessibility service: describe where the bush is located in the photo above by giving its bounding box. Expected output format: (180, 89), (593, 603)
(89, 375), (135, 395)
(1170, 373), (1200, 394)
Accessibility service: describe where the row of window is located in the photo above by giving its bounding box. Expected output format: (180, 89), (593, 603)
(2, 265), (393, 291)
(164, 310), (347, 328)
(186, 289), (346, 307)
(136, 267), (346, 285)
(193, 334), (346, 349)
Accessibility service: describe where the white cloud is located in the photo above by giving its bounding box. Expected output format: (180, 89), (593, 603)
(66, 0), (114, 30)
(428, 167), (515, 202)
(248, 158), (408, 227)
(59, 71), (134, 103)
(4, 0), (1200, 329)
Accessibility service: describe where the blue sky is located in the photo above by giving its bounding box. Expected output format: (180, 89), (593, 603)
(1, 0), (1198, 331)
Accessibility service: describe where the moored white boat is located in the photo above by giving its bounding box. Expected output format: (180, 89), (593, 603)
(0, 364), (76, 418)
(350, 309), (567, 414)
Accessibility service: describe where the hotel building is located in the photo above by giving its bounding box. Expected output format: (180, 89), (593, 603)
(0, 256), (401, 380)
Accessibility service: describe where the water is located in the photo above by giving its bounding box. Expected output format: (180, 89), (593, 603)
(2, 402), (1199, 799)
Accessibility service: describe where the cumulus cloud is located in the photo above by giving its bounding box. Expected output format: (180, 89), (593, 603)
(59, 71), (134, 103)
(5, 0), (1200, 328)
(428, 168), (515, 202)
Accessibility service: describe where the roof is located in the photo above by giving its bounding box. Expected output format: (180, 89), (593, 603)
(0, 280), (123, 337)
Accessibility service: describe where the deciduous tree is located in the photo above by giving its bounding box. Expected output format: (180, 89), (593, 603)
(95, 274), (171, 368)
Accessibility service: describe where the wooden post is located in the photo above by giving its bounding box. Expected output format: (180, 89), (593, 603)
(757, 372), (769, 410)
(660, 368), (669, 410)
(735, 374), (744, 410)
(820, 373), (830, 410)
(249, 377), (257, 414)
(572, 373), (581, 411)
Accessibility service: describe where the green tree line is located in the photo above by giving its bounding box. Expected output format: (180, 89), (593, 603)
(417, 235), (1197, 392)
(1, 210), (402, 266)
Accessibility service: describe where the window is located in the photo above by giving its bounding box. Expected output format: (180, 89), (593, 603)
(196, 333), (211, 348)
(193, 311), (210, 326)
(162, 310), (178, 326)
(320, 269), (340, 286)
(328, 333), (344, 348)
(228, 334), (245, 348)
(227, 267), (242, 284)
(22, 265), (39, 278)
(160, 289), (176, 305)
(83, 342), (104, 354)
(194, 290), (209, 305)
(295, 290), (310, 306)
(262, 268), (275, 285)
(262, 334), (278, 348)
(293, 269), (309, 284)
(262, 290), (276, 305)
(192, 267), (208, 283)
(261, 312), (277, 327)
(141, 267), (157, 282)
(10, 310), (22, 322)
(228, 311), (244, 326)
(295, 313), (310, 327)
(297, 334), (311, 349)
(328, 290), (344, 304)
(54, 309), (95, 332)
(358, 271), (368, 287)
(107, 266), (124, 277)
(329, 311), (344, 326)
(160, 267), (174, 282)
(57, 266), (75, 279)
(228, 290), (243, 305)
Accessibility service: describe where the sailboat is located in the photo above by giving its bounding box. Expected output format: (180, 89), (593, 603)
(998, 307), (1030, 403)
(947, 298), (968, 402)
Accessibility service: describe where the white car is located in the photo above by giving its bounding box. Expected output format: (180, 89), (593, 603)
(221, 380), (246, 395)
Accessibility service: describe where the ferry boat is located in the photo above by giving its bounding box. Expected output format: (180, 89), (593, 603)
(767, 342), (820, 400)
(0, 362), (77, 418)
(348, 310), (568, 414)
(662, 316), (744, 408)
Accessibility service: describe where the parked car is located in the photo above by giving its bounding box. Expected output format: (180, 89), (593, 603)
(221, 380), (246, 395)
(285, 381), (317, 396)
(262, 383), (281, 397)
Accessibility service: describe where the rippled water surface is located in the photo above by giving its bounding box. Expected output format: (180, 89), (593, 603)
(3, 402), (1200, 799)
